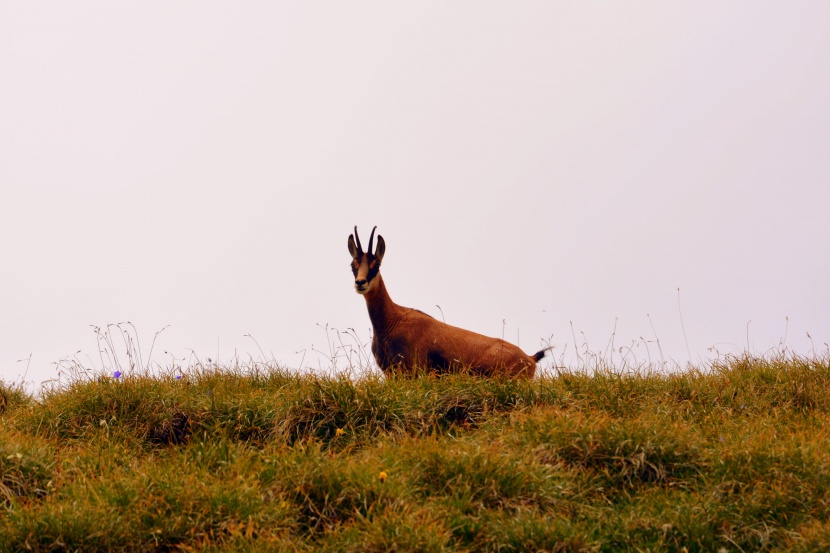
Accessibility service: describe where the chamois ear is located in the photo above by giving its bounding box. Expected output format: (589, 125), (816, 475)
(375, 235), (386, 263)
(348, 234), (359, 259)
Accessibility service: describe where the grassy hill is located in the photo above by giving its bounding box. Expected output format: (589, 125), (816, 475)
(1, 354), (829, 552)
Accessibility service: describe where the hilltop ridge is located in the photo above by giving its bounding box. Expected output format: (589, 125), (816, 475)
(1, 354), (829, 551)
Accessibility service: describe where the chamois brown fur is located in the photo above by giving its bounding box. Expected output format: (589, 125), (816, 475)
(348, 226), (546, 378)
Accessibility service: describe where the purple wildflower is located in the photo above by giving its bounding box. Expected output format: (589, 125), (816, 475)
(113, 371), (122, 379)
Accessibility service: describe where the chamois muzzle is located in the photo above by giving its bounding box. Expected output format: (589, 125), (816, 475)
(353, 257), (374, 294)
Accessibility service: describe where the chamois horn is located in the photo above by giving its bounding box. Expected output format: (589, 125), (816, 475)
(353, 226), (363, 254)
(368, 226), (378, 255)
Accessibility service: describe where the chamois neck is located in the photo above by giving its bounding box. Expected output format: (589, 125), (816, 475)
(363, 274), (398, 330)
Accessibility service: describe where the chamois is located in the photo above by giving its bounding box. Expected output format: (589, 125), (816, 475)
(348, 226), (547, 378)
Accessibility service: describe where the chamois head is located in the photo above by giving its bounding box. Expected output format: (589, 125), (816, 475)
(348, 225), (386, 295)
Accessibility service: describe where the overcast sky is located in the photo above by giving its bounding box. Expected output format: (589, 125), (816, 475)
(2, 2), (828, 388)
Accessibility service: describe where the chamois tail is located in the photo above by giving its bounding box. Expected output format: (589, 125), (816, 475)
(532, 347), (553, 362)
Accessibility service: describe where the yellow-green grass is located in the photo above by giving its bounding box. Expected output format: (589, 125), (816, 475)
(1, 354), (829, 552)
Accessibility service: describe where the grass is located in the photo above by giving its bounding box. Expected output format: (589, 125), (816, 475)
(1, 353), (829, 552)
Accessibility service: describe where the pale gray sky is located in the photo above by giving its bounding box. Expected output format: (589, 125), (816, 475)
(2, 2), (829, 387)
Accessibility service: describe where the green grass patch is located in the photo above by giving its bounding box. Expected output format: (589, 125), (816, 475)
(1, 353), (829, 551)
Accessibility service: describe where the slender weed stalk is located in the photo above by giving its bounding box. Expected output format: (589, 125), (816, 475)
(2, 323), (829, 552)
